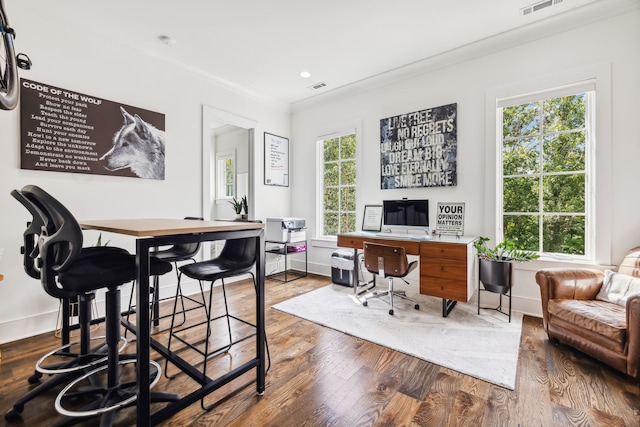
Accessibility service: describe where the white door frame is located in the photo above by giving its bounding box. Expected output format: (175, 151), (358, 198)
(201, 105), (257, 224)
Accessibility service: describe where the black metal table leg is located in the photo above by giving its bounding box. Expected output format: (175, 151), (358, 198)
(442, 298), (457, 317)
(136, 239), (152, 424)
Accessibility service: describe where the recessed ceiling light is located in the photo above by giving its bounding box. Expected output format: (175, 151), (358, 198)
(158, 35), (176, 47)
(300, 71), (311, 79)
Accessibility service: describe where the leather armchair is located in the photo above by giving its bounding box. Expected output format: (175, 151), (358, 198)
(536, 247), (640, 379)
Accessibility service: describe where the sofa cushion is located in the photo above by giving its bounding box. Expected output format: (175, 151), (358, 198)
(548, 299), (627, 346)
(596, 270), (640, 306)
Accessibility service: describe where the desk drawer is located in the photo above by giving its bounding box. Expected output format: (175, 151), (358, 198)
(337, 235), (366, 250)
(420, 241), (467, 259)
(421, 257), (467, 281)
(337, 235), (420, 254)
(420, 277), (468, 301)
(419, 239), (472, 302)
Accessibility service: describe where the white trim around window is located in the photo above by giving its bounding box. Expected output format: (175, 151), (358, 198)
(215, 150), (235, 201)
(314, 121), (363, 242)
(485, 62), (612, 266)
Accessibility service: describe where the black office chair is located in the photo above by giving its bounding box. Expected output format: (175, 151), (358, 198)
(9, 185), (177, 426)
(5, 189), (132, 422)
(127, 216), (207, 334)
(166, 235), (270, 409)
(361, 241), (420, 315)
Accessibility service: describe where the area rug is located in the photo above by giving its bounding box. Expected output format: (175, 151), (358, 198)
(272, 284), (522, 389)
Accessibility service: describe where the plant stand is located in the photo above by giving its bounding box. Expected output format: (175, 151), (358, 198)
(477, 258), (513, 322)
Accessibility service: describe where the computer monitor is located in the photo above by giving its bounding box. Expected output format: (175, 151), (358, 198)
(382, 199), (429, 229)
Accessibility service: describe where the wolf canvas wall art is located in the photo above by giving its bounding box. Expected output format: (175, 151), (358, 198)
(100, 107), (166, 180)
(19, 79), (166, 179)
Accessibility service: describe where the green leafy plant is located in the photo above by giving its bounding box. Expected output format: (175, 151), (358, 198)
(473, 236), (539, 262)
(241, 196), (248, 215)
(229, 197), (243, 214)
(95, 233), (110, 247)
(229, 196), (248, 215)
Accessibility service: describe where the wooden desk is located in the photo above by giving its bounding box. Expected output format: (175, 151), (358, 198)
(80, 218), (265, 425)
(337, 233), (477, 317)
(337, 233), (420, 255)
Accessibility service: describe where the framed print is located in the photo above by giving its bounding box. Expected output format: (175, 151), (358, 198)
(264, 132), (289, 186)
(435, 202), (465, 236)
(380, 103), (457, 189)
(20, 78), (166, 180)
(362, 205), (383, 232)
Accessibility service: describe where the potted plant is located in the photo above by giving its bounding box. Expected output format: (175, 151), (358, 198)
(473, 236), (539, 293)
(241, 196), (249, 220)
(95, 233), (110, 247)
(229, 196), (249, 220)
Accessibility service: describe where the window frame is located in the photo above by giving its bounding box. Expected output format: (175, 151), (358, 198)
(316, 128), (359, 240)
(497, 88), (594, 261)
(215, 150), (235, 201)
(485, 63), (612, 266)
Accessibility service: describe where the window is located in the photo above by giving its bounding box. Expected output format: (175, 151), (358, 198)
(216, 151), (235, 200)
(498, 84), (594, 258)
(318, 132), (357, 237)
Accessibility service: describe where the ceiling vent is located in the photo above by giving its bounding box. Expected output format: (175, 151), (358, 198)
(521, 0), (563, 15)
(308, 82), (327, 90)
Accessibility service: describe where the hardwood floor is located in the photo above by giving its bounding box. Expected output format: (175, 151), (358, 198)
(1, 274), (639, 426)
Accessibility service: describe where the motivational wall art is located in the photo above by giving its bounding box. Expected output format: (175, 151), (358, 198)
(20, 79), (166, 180)
(380, 103), (457, 189)
(435, 202), (465, 236)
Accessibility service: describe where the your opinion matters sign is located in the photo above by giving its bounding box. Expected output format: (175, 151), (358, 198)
(380, 103), (457, 189)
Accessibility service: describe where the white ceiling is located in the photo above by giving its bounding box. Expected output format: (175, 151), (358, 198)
(18, 0), (637, 105)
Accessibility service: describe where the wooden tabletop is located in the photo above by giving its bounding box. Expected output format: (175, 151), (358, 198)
(80, 218), (263, 237)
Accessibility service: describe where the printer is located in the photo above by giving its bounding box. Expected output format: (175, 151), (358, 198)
(266, 217), (306, 243)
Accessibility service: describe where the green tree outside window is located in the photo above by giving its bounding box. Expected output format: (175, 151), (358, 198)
(321, 133), (357, 236)
(501, 93), (589, 256)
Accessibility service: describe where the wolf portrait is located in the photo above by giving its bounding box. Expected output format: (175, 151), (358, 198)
(100, 107), (165, 179)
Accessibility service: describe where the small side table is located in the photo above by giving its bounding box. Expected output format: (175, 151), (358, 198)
(266, 240), (307, 283)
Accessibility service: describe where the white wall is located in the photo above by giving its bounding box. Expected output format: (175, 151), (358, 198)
(0, 5), (291, 343)
(290, 9), (640, 317)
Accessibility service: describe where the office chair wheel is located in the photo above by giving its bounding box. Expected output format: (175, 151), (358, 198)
(5, 404), (24, 421)
(389, 309), (394, 315)
(27, 372), (42, 384)
(362, 301), (368, 307)
(414, 304), (420, 310)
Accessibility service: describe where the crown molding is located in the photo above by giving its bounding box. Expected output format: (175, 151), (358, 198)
(291, 0), (639, 113)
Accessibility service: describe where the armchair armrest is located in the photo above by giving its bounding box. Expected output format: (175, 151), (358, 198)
(627, 293), (640, 378)
(535, 268), (605, 328)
